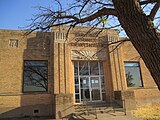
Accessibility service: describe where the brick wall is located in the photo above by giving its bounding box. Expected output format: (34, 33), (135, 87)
(0, 30), (53, 118)
(0, 28), (160, 118)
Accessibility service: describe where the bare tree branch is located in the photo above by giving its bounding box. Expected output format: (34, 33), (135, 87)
(23, 0), (160, 90)
(79, 0), (90, 16)
(73, 39), (130, 61)
(109, 40), (125, 53)
(149, 0), (160, 20)
(94, 39), (130, 57)
(91, 0), (114, 7)
(140, 0), (158, 5)
(25, 6), (117, 35)
(77, 7), (117, 22)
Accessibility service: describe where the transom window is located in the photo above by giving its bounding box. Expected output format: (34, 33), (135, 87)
(23, 60), (48, 92)
(124, 62), (143, 88)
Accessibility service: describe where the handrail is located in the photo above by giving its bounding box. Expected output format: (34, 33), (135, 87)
(122, 99), (126, 115)
(82, 89), (98, 119)
(112, 98), (126, 115)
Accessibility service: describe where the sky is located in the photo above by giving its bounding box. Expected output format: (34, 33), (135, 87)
(0, 0), (159, 34)
(0, 0), (60, 30)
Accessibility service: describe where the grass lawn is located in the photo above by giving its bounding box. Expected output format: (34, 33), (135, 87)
(132, 103), (160, 120)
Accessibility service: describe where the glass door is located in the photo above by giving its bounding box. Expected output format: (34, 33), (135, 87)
(80, 77), (90, 101)
(80, 76), (101, 101)
(74, 61), (105, 103)
(90, 77), (101, 101)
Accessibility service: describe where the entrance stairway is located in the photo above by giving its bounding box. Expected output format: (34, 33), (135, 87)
(74, 100), (126, 119)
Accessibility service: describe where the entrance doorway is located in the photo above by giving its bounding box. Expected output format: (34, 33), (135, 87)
(74, 61), (106, 103)
(80, 76), (100, 101)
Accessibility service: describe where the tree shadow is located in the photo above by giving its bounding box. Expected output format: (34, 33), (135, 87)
(0, 31), (54, 119)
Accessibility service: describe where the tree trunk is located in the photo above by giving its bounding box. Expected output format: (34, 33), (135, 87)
(113, 0), (160, 90)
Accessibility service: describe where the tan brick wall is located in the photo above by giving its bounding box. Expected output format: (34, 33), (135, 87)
(121, 41), (157, 88)
(1, 28), (160, 118)
(0, 30), (53, 118)
(121, 41), (160, 108)
(109, 46), (127, 91)
(0, 30), (26, 94)
(0, 30), (51, 93)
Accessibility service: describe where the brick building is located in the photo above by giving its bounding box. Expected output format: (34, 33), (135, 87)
(0, 26), (160, 119)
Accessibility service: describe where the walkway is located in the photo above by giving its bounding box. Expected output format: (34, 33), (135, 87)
(1, 112), (139, 120)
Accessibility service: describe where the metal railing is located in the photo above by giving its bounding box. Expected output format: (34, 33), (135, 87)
(112, 99), (126, 115)
(82, 89), (98, 119)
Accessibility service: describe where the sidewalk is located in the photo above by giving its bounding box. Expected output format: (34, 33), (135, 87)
(2, 112), (138, 120)
(84, 112), (138, 120)
(64, 111), (138, 120)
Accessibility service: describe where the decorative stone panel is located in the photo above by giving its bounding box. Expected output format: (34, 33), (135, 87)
(71, 50), (107, 60)
(8, 39), (18, 48)
(54, 32), (66, 43)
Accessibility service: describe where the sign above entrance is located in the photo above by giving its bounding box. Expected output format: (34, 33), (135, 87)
(69, 36), (108, 47)
(71, 50), (107, 60)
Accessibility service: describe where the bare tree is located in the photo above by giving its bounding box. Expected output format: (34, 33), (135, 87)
(26, 0), (160, 90)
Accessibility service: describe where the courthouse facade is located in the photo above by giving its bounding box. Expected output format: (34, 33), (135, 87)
(0, 26), (160, 119)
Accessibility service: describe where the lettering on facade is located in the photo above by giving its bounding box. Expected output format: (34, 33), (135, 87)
(75, 31), (101, 37)
(70, 43), (104, 47)
(71, 50), (107, 60)
(75, 37), (99, 42)
(9, 39), (18, 48)
(70, 37), (107, 47)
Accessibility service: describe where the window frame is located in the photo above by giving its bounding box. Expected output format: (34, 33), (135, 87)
(124, 61), (143, 88)
(22, 60), (48, 93)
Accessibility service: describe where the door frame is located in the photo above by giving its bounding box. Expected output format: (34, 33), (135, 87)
(74, 61), (105, 103)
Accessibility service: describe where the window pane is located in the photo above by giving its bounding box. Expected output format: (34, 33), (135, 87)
(102, 93), (106, 101)
(74, 77), (79, 84)
(100, 62), (104, 75)
(25, 61), (47, 67)
(91, 89), (100, 100)
(124, 62), (139, 67)
(81, 89), (90, 100)
(90, 77), (99, 88)
(79, 62), (89, 75)
(124, 62), (143, 87)
(75, 94), (80, 102)
(101, 76), (105, 93)
(75, 84), (79, 93)
(90, 62), (99, 75)
(80, 77), (89, 89)
(23, 61), (48, 92)
(74, 61), (78, 75)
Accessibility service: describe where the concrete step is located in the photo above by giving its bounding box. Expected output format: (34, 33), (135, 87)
(74, 101), (125, 115)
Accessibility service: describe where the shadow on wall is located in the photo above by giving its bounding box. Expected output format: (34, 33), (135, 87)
(0, 32), (55, 119)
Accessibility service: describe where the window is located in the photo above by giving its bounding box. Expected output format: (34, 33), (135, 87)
(124, 62), (143, 88)
(23, 60), (48, 92)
